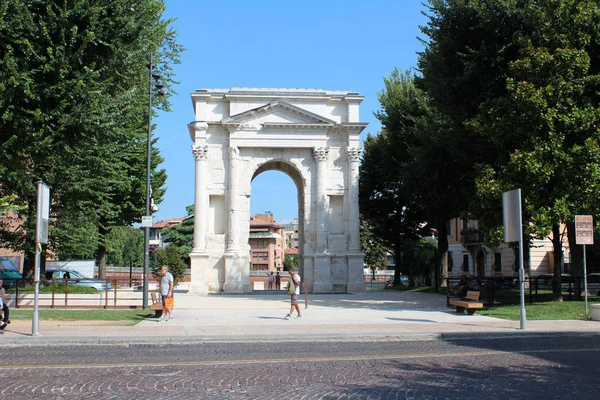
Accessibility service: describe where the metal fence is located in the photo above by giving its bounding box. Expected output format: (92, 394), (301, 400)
(5, 278), (159, 309)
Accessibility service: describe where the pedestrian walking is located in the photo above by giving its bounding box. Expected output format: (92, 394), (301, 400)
(158, 265), (174, 322)
(284, 268), (302, 320)
(268, 271), (274, 290)
(275, 272), (281, 290)
(0, 279), (10, 330)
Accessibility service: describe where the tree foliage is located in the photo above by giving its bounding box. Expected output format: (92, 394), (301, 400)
(419, 0), (600, 300)
(359, 216), (387, 270)
(0, 0), (182, 279)
(161, 205), (194, 265)
(151, 244), (187, 285)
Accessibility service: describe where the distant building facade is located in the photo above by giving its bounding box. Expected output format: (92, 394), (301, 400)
(149, 218), (186, 250)
(447, 218), (569, 278)
(283, 217), (299, 249)
(249, 213), (285, 271)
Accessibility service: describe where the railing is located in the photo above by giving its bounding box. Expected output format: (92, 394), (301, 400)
(364, 274), (394, 289)
(445, 275), (588, 307)
(5, 278), (162, 309)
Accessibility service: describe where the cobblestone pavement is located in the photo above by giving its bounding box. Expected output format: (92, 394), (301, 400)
(1, 335), (599, 399)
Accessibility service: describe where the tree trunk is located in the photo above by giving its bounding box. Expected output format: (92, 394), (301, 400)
(551, 223), (563, 302)
(566, 221), (583, 297)
(97, 224), (107, 279)
(436, 219), (449, 288)
(393, 238), (402, 285)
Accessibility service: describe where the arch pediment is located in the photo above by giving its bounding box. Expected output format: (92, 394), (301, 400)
(221, 101), (336, 129)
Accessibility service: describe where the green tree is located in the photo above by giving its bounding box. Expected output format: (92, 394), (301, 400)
(105, 226), (144, 268)
(151, 245), (187, 285)
(0, 0), (182, 280)
(283, 254), (298, 270)
(419, 0), (600, 300)
(161, 205), (194, 265)
(360, 69), (431, 285)
(359, 216), (386, 271)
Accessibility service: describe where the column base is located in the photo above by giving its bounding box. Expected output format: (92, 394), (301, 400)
(223, 251), (252, 293)
(347, 251), (365, 293)
(187, 282), (209, 295)
(189, 251), (211, 294)
(313, 253), (333, 293)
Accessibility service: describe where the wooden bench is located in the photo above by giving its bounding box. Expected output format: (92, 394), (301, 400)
(150, 292), (163, 317)
(449, 291), (484, 315)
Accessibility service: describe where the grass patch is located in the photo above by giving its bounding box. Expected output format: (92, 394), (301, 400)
(9, 309), (154, 323)
(478, 300), (597, 320)
(405, 286), (599, 320)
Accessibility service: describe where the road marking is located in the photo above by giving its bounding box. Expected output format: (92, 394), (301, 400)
(2, 347), (600, 370)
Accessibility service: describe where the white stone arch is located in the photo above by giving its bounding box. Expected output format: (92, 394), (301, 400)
(187, 88), (367, 294)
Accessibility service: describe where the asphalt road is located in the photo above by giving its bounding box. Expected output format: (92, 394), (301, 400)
(2, 333), (599, 399)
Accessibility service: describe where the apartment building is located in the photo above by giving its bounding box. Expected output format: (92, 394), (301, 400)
(249, 213), (285, 271)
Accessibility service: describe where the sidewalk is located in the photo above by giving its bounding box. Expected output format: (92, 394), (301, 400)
(1, 290), (598, 346)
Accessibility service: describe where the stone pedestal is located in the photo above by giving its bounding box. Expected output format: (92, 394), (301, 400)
(223, 252), (252, 293)
(346, 252), (366, 292)
(312, 253), (333, 293)
(188, 252), (210, 294)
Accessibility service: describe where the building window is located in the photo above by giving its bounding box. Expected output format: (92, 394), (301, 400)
(462, 254), (469, 272)
(447, 220), (452, 237)
(462, 219), (469, 230)
(494, 253), (502, 272)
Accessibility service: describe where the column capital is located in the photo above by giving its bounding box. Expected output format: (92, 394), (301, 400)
(191, 144), (208, 160)
(346, 147), (363, 162)
(313, 146), (329, 162)
(229, 146), (240, 160)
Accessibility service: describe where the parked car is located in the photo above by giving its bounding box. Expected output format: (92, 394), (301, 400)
(45, 269), (112, 291)
(586, 273), (600, 296)
(535, 274), (573, 290)
(0, 257), (23, 288)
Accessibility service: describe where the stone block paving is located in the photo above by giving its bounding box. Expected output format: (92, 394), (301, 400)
(1, 350), (598, 399)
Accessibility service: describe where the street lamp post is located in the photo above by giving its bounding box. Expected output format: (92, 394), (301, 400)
(143, 54), (165, 309)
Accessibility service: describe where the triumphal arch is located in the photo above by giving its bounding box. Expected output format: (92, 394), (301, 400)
(187, 88), (366, 294)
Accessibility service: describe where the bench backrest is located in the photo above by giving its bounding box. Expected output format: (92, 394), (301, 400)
(465, 291), (480, 301)
(151, 292), (158, 303)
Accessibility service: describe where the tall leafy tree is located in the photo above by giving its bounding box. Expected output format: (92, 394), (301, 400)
(419, 0), (600, 300)
(0, 1), (182, 279)
(360, 70), (430, 285)
(472, 0), (600, 299)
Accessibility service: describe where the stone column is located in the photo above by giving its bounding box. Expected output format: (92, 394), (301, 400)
(312, 146), (332, 292)
(223, 146), (250, 292)
(313, 147), (329, 252)
(226, 146), (240, 252)
(191, 144), (208, 251)
(188, 142), (210, 294)
(346, 146), (366, 293)
(346, 147), (362, 251)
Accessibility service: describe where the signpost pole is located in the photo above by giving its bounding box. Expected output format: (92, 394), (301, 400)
(583, 244), (588, 320)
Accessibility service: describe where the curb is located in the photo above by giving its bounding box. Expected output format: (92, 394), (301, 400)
(2, 330), (599, 348)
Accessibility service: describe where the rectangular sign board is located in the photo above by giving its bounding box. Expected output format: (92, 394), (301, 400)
(36, 182), (50, 244)
(503, 189), (521, 242)
(141, 216), (153, 228)
(575, 215), (594, 245)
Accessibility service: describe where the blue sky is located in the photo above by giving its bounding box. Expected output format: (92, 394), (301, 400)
(153, 0), (428, 224)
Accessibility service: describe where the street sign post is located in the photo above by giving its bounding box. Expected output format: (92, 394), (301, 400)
(575, 215), (593, 320)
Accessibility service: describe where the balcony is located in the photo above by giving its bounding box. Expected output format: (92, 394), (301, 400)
(460, 229), (484, 245)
